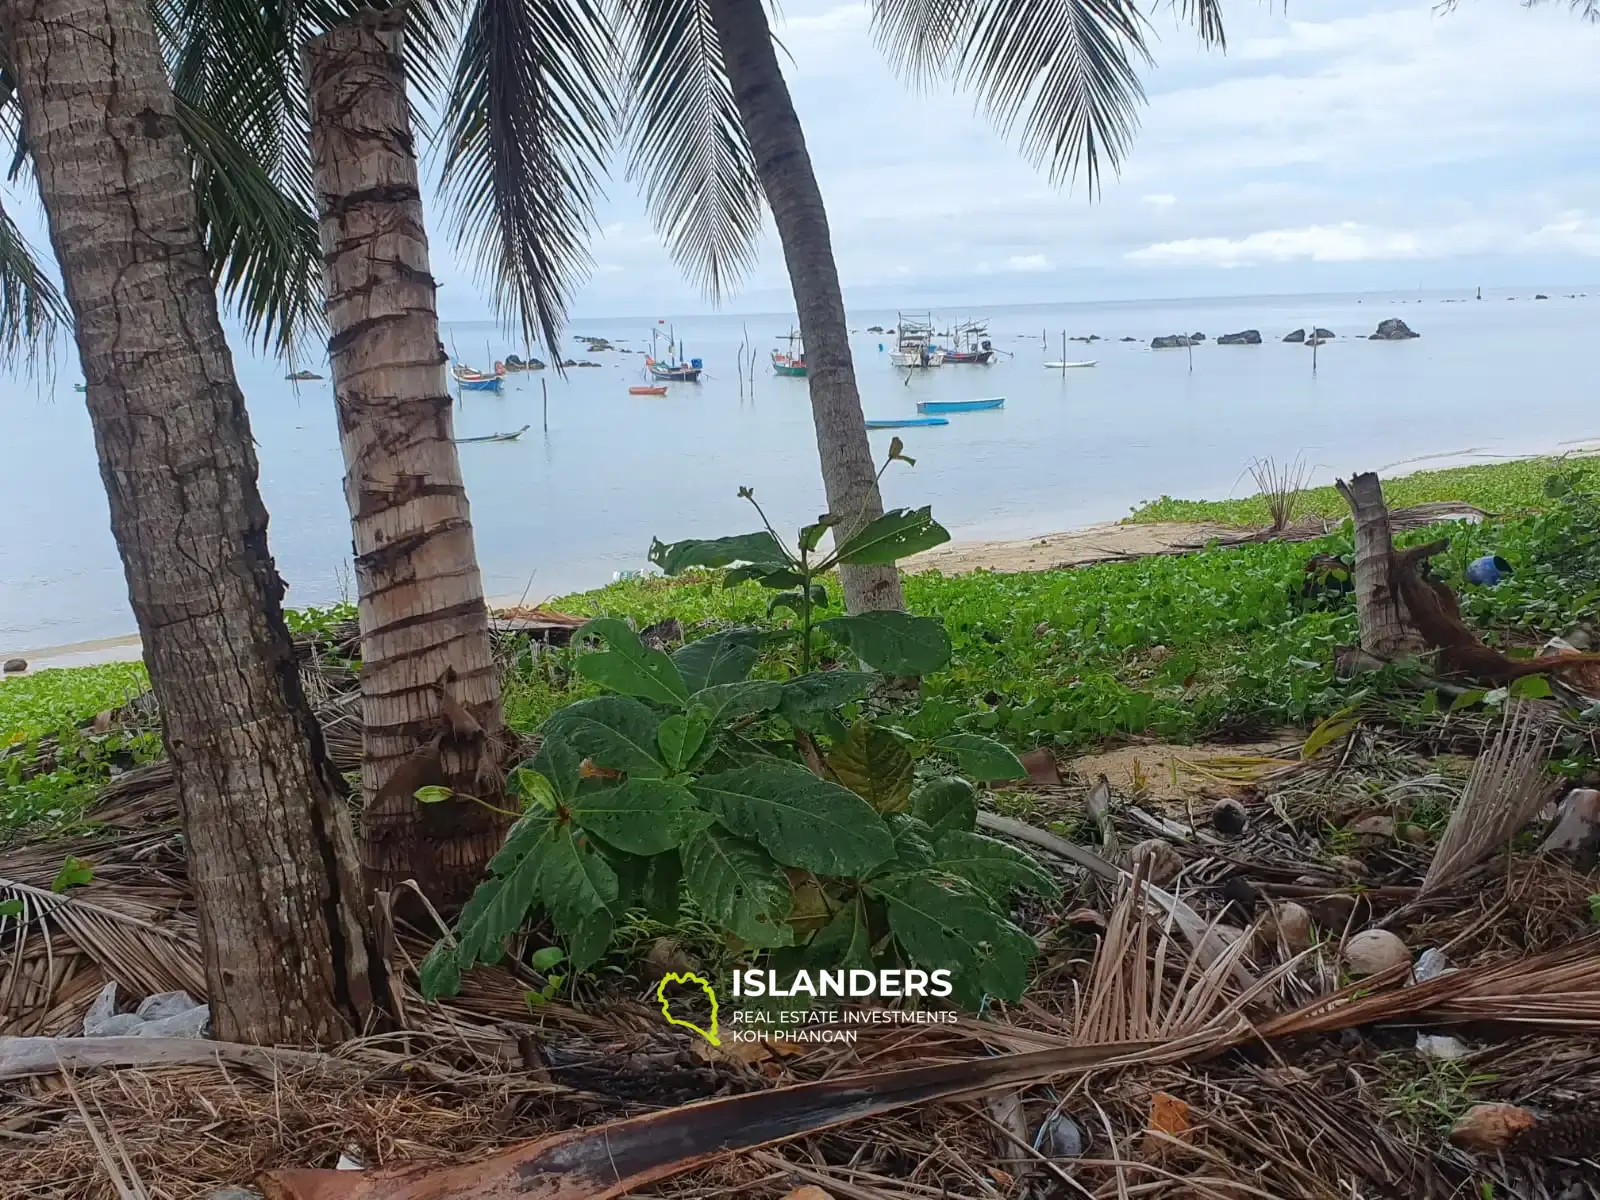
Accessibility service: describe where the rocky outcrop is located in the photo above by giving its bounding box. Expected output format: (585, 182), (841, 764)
(1190, 332), (1206, 342)
(1151, 334), (1198, 349)
(1217, 329), (1262, 345)
(1369, 318), (1420, 340)
(1120, 336), (1138, 342)
(1313, 327), (1334, 339)
(285, 370), (324, 381)
(1283, 328), (1306, 343)
(2, 657), (26, 674)
(1535, 294), (1549, 300)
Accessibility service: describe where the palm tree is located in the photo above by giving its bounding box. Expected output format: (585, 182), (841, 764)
(0, 0), (371, 1044)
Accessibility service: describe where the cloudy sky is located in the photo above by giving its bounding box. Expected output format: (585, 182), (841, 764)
(526, 0), (1600, 317)
(7, 0), (1597, 322)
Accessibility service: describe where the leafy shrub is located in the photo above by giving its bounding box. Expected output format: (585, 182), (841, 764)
(422, 462), (1057, 1007)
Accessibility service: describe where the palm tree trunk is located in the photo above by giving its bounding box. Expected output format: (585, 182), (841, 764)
(305, 10), (510, 906)
(2, 0), (371, 1043)
(707, 0), (903, 614)
(1336, 472), (1424, 659)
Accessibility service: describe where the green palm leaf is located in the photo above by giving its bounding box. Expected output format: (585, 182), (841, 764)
(437, 0), (616, 357)
(0, 69), (70, 365)
(617, 0), (762, 301)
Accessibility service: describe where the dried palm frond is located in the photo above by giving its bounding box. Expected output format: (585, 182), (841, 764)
(1246, 454), (1310, 533)
(1423, 699), (1557, 895)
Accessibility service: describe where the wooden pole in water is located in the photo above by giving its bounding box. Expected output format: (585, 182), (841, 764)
(1312, 327), (1319, 376)
(1187, 338), (1193, 373)
(541, 378), (548, 431)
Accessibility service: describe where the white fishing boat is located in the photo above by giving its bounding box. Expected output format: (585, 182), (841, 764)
(1043, 360), (1098, 369)
(889, 312), (944, 368)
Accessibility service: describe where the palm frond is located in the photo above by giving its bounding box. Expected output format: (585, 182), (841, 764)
(0, 72), (69, 367)
(617, 0), (763, 301)
(437, 0), (616, 357)
(873, 0), (1225, 193)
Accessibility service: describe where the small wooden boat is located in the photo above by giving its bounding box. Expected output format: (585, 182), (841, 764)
(453, 361), (506, 382)
(73, 383), (86, 392)
(458, 376), (503, 393)
(772, 329), (806, 376)
(942, 348), (995, 364)
(1043, 360), (1097, 369)
(456, 424), (531, 444)
(865, 416), (949, 429)
(647, 358), (702, 382)
(629, 385), (668, 396)
(917, 398), (1003, 414)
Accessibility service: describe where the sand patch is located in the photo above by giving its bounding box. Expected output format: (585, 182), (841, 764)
(904, 520), (1243, 575)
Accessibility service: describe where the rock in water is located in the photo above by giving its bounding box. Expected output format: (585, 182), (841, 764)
(1217, 329), (1262, 345)
(1, 658), (25, 674)
(1369, 317), (1420, 340)
(1450, 1103), (1536, 1152)
(1313, 327), (1335, 339)
(1151, 334), (1194, 349)
(1283, 328), (1307, 343)
(1343, 929), (1411, 977)
(1211, 798), (1248, 836)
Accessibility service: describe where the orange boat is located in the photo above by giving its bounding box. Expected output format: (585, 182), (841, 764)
(629, 385), (668, 396)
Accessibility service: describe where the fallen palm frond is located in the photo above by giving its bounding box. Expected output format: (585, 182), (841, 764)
(260, 935), (1600, 1200)
(1423, 699), (1556, 895)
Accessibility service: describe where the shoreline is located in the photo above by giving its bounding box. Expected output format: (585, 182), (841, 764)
(8, 439), (1598, 674)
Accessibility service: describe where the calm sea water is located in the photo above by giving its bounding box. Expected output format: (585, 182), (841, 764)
(3, 288), (1597, 653)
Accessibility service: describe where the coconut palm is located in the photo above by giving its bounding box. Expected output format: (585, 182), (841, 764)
(0, 0), (370, 1045)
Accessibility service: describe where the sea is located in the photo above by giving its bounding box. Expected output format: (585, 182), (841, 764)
(3, 287), (1597, 659)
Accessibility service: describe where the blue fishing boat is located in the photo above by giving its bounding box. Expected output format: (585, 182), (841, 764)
(459, 376), (503, 393)
(864, 416), (949, 429)
(917, 397), (1003, 414)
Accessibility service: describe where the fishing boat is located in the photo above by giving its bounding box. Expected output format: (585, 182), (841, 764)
(458, 375), (504, 393)
(73, 383), (86, 392)
(453, 361), (506, 382)
(943, 320), (996, 364)
(771, 329), (806, 377)
(917, 398), (1003, 414)
(1042, 360), (1097, 369)
(889, 312), (944, 368)
(647, 326), (703, 382)
(455, 424), (530, 444)
(865, 416), (949, 429)
(629, 385), (668, 396)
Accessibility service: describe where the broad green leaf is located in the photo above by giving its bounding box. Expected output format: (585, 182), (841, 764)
(531, 946), (566, 971)
(692, 760), (894, 876)
(658, 709), (712, 771)
(872, 872), (1036, 1006)
(827, 721), (915, 813)
(681, 826), (794, 947)
(575, 618), (690, 707)
(912, 777), (977, 835)
(884, 813), (937, 868)
(644, 850), (683, 924)
(1510, 674), (1554, 700)
(419, 942), (463, 1000)
(690, 679), (783, 725)
(458, 815), (553, 965)
(820, 611), (952, 676)
(805, 896), (873, 972)
(571, 778), (707, 855)
(829, 507), (951, 567)
(533, 734), (583, 802)
(768, 589), (807, 618)
(506, 768), (556, 812)
(542, 696), (667, 778)
(537, 825), (620, 933)
(649, 531), (789, 575)
(51, 855), (94, 893)
(1449, 689), (1486, 713)
(562, 907), (614, 971)
(0, 898), (23, 919)
(776, 671), (876, 722)
(725, 563), (805, 589)
(672, 627), (763, 691)
(488, 809), (557, 876)
(798, 514), (841, 554)
(933, 830), (1061, 899)
(934, 733), (1026, 782)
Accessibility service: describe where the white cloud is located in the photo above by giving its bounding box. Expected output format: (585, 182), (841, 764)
(1142, 194), (1177, 208)
(1003, 254), (1052, 273)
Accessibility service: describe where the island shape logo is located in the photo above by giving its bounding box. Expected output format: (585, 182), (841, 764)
(655, 971), (720, 1047)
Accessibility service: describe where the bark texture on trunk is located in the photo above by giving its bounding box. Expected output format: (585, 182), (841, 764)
(1335, 472), (1424, 659)
(708, 0), (903, 614)
(3, 0), (370, 1044)
(306, 10), (509, 906)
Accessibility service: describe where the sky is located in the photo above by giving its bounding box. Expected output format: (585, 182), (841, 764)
(6, 0), (1599, 323)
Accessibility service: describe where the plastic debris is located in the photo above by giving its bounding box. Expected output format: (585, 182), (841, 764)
(1414, 947), (1454, 982)
(1465, 555), (1512, 585)
(1035, 1110), (1087, 1159)
(1416, 1033), (1468, 1060)
(84, 982), (210, 1038)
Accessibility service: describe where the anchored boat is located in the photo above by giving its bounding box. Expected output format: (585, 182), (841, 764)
(455, 424), (530, 444)
(916, 398), (1004, 414)
(629, 385), (668, 396)
(865, 416), (949, 429)
(647, 325), (703, 382)
(771, 329), (806, 377)
(1043, 360), (1097, 369)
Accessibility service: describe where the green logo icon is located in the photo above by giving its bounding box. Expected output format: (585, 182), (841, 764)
(655, 971), (720, 1046)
